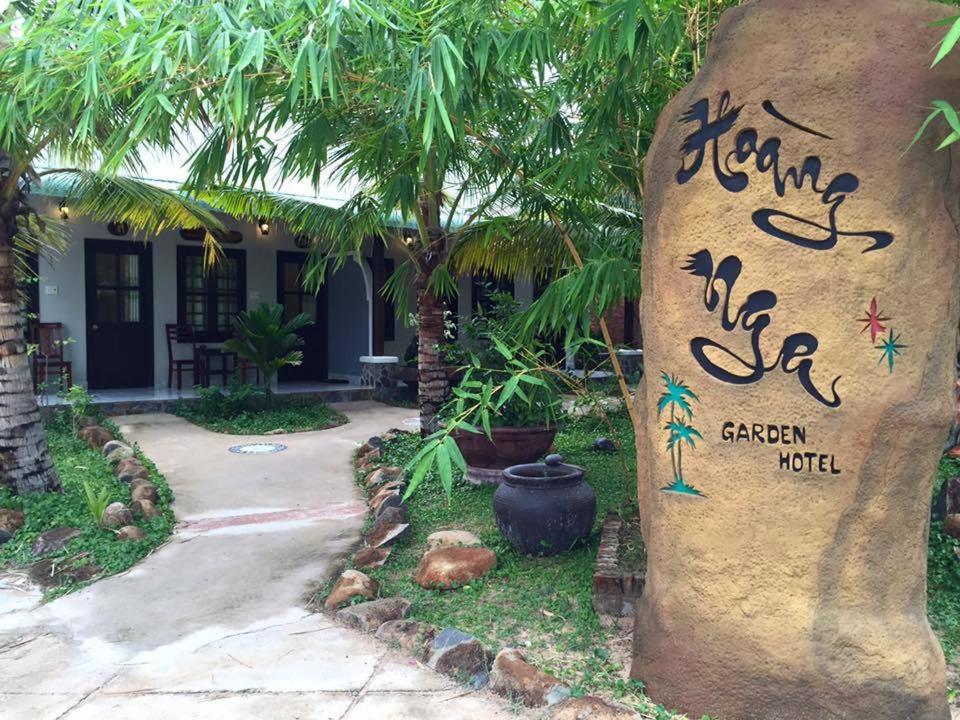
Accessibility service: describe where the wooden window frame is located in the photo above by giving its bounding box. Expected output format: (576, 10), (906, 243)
(176, 245), (247, 342)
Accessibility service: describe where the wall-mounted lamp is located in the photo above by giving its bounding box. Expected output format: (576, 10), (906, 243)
(403, 236), (415, 246)
(58, 200), (69, 220)
(257, 218), (270, 236)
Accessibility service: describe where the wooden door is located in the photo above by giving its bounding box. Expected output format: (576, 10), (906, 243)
(276, 251), (328, 382)
(84, 239), (153, 389)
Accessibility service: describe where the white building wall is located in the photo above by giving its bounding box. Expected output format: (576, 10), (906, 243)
(33, 200), (395, 388)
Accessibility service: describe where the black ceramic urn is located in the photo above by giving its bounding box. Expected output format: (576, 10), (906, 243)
(494, 454), (597, 556)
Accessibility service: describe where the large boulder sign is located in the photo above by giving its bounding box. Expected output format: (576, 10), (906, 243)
(633, 1), (960, 718)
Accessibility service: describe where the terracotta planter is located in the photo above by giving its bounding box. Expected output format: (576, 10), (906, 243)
(453, 425), (557, 485)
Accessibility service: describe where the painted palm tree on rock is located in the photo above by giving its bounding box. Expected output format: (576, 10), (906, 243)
(657, 371), (704, 497)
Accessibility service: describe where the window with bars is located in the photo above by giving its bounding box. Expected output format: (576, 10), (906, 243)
(176, 246), (246, 341)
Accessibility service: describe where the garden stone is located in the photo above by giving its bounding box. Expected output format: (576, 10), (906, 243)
(592, 437), (617, 454)
(365, 466), (404, 489)
(101, 502), (133, 529)
(943, 515), (960, 540)
(360, 448), (381, 467)
(76, 416), (99, 429)
(374, 619), (436, 656)
(78, 426), (114, 450)
(426, 530), (482, 550)
(114, 458), (145, 477)
(324, 569), (379, 609)
(118, 465), (151, 485)
(130, 499), (161, 519)
(335, 597), (410, 633)
(370, 479), (406, 497)
(116, 525), (147, 541)
(415, 546), (496, 589)
(375, 494), (406, 517)
(353, 546), (391, 570)
(102, 440), (130, 457)
(368, 435), (384, 449)
(369, 487), (399, 514)
(131, 483), (158, 503)
(949, 446), (960, 460)
(363, 521), (409, 549)
(104, 445), (135, 464)
(0, 509), (25, 534)
(424, 628), (492, 680)
(549, 697), (637, 720)
(31, 526), (80, 557)
(489, 649), (570, 707)
(632, 1), (958, 718)
(0, 529), (11, 545)
(371, 505), (407, 530)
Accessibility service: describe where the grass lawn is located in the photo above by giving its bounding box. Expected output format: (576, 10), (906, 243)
(175, 397), (348, 435)
(0, 415), (175, 599)
(352, 410), (960, 715)
(352, 411), (659, 710)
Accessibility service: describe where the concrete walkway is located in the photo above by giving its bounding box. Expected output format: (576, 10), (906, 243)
(0, 403), (520, 720)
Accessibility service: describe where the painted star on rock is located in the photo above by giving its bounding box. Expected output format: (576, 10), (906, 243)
(876, 328), (908, 374)
(857, 297), (891, 344)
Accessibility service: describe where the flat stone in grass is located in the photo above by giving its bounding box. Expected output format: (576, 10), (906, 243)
(31, 526), (81, 557)
(114, 458), (143, 477)
(104, 445), (135, 464)
(324, 569), (379, 610)
(116, 526), (147, 541)
(375, 494), (405, 517)
(424, 628), (492, 679)
(0, 509), (25, 535)
(131, 483), (158, 503)
(117, 464), (150, 485)
(426, 530), (482, 550)
(363, 522), (409, 549)
(374, 619), (437, 656)
(365, 466), (404, 489)
(78, 426), (114, 450)
(549, 697), (638, 719)
(336, 597), (410, 633)
(102, 440), (129, 457)
(488, 649), (570, 707)
(369, 486), (400, 514)
(353, 546), (391, 570)
(102, 502), (133, 529)
(131, 499), (161, 519)
(415, 547), (496, 590)
(370, 505), (407, 530)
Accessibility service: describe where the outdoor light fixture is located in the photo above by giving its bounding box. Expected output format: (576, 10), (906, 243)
(258, 218), (270, 236)
(58, 200), (69, 220)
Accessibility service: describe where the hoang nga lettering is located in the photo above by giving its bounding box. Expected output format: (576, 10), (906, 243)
(684, 249), (842, 408)
(675, 91), (893, 254)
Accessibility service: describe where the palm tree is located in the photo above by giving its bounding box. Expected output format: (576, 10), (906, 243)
(0, 2), (231, 493)
(224, 304), (312, 408)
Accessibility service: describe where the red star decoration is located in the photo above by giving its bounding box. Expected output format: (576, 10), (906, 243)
(857, 297), (891, 344)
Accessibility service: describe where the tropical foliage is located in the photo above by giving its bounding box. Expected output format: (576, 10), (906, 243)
(223, 303), (312, 407)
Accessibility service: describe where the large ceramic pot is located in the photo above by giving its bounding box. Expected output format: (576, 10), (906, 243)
(494, 454), (597, 556)
(453, 425), (557, 484)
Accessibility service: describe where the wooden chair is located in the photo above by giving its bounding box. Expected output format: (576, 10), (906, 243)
(31, 322), (72, 393)
(166, 324), (204, 389)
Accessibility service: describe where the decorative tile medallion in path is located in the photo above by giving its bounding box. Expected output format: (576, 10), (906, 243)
(632, 1), (960, 719)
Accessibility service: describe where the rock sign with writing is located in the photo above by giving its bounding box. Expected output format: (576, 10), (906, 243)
(632, 1), (960, 719)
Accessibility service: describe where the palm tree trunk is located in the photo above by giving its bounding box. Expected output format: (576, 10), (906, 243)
(0, 210), (61, 494)
(416, 270), (448, 436)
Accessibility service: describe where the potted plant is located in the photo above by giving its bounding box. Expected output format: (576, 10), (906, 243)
(404, 337), (563, 492)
